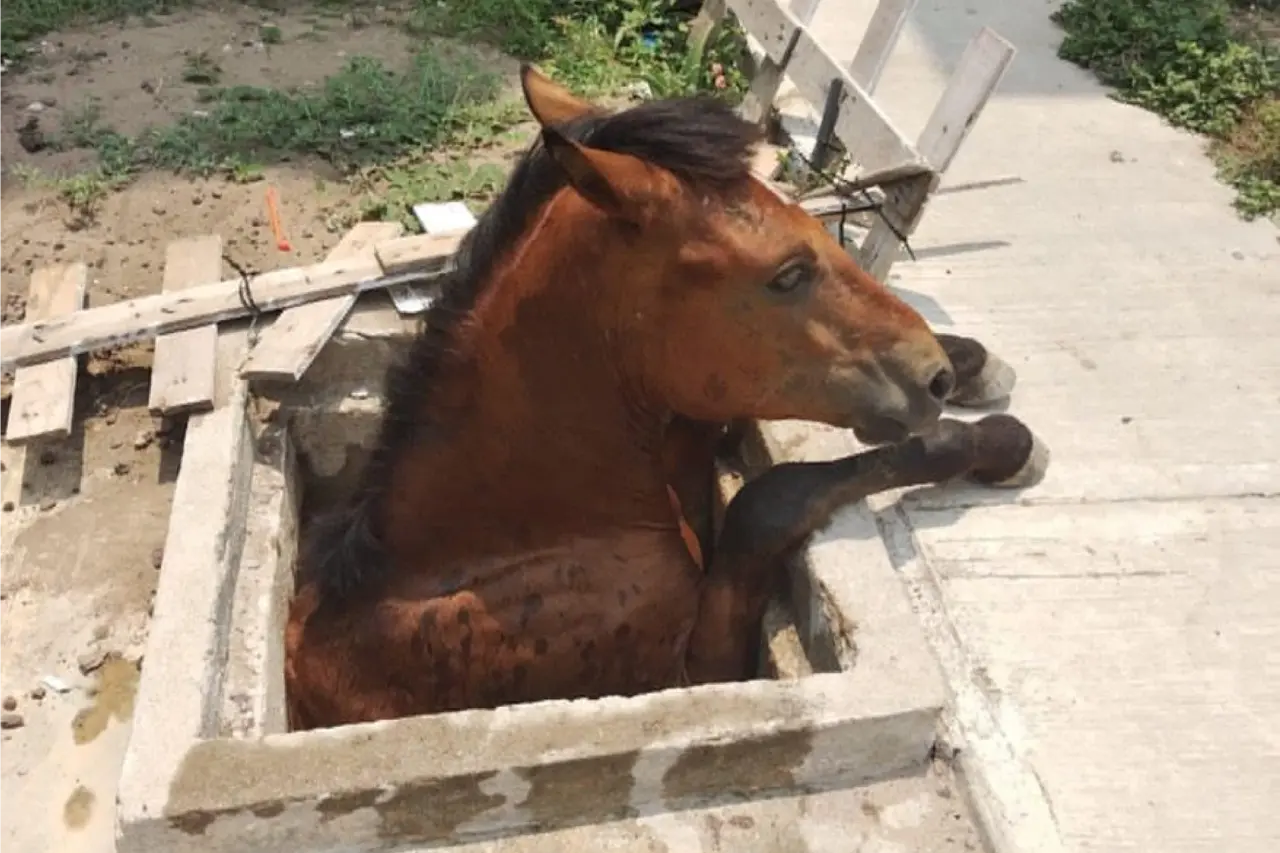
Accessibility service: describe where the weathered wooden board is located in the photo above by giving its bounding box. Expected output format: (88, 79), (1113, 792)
(847, 0), (918, 95)
(858, 27), (1016, 281)
(148, 236), (224, 415)
(808, 0), (918, 169)
(4, 263), (89, 443)
(239, 222), (406, 383)
(0, 231), (463, 373)
(726, 0), (927, 179)
(374, 230), (467, 276)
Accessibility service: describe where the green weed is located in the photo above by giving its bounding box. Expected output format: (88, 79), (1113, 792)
(57, 50), (509, 178)
(7, 163), (128, 226)
(1052, 0), (1279, 218)
(12, 0), (752, 223)
(348, 155), (515, 230)
(411, 0), (750, 99)
(180, 50), (222, 84)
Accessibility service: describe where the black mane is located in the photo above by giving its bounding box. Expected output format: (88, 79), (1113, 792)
(300, 95), (762, 599)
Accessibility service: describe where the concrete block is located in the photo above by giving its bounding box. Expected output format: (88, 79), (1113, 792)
(746, 419), (949, 708)
(218, 424), (298, 739)
(116, 365), (254, 842)
(254, 295), (417, 513)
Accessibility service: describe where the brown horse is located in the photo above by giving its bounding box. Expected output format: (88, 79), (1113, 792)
(284, 65), (1047, 729)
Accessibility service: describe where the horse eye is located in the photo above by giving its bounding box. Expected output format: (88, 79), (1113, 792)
(766, 260), (815, 295)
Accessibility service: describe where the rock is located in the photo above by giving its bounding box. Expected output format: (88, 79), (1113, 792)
(2, 696), (16, 711)
(113, 462), (130, 476)
(17, 117), (46, 153)
(39, 675), (71, 694)
(2, 502), (13, 513)
(1, 712), (24, 729)
(29, 686), (45, 701)
(78, 648), (107, 675)
(133, 430), (154, 450)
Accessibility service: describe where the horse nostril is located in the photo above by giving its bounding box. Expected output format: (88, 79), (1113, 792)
(928, 367), (955, 402)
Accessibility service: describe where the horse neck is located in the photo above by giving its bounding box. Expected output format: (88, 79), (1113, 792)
(380, 204), (675, 560)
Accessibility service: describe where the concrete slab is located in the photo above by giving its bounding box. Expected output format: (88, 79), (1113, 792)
(768, 2), (1280, 851)
(425, 765), (982, 853)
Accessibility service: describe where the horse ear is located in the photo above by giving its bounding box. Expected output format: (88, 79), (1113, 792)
(541, 126), (658, 224)
(520, 63), (594, 127)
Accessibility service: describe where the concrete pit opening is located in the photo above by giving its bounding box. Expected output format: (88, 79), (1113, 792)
(119, 299), (949, 853)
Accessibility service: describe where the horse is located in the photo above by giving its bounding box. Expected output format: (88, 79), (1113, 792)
(283, 64), (1048, 729)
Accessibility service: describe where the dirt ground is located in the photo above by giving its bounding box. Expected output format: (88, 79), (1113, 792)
(0, 4), (429, 322)
(0, 5), (515, 852)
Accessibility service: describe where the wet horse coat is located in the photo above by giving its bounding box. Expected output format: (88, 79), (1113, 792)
(284, 67), (1047, 729)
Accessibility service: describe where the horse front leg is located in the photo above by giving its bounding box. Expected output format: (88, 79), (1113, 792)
(935, 332), (1017, 407)
(684, 414), (1049, 684)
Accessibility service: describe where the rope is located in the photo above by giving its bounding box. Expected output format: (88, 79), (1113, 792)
(222, 252), (263, 347)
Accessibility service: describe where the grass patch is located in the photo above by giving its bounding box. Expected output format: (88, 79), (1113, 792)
(346, 152), (519, 230)
(1051, 0), (1280, 218)
(14, 0), (753, 228)
(55, 50), (512, 178)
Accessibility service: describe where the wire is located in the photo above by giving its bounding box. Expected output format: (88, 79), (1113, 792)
(788, 146), (917, 262)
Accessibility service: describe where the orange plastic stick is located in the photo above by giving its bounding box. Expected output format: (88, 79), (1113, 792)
(264, 186), (292, 252)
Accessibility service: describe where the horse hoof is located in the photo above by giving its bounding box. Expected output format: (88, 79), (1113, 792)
(949, 352), (1017, 407)
(968, 414), (1050, 489)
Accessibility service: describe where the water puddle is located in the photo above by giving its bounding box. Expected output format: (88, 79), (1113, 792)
(63, 784), (96, 830)
(71, 655), (140, 745)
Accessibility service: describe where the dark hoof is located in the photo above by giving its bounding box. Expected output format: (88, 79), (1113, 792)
(949, 351), (1017, 407)
(968, 414), (1049, 488)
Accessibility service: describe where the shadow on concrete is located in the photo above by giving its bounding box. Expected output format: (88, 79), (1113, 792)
(912, 239), (1012, 261)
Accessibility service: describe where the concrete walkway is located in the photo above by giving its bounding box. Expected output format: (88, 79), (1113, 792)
(779, 2), (1280, 851)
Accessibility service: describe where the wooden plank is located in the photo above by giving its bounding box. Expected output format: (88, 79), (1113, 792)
(857, 28), (1015, 281)
(736, 0), (817, 126)
(374, 231), (466, 276)
(915, 28), (1017, 172)
(0, 231), (463, 373)
(786, 27), (926, 177)
(687, 0), (728, 68)
(787, 0), (822, 24)
(4, 264), (89, 443)
(808, 0), (917, 170)
(847, 0), (918, 95)
(385, 204), (479, 315)
(148, 236), (223, 415)
(412, 200), (478, 235)
(733, 0), (806, 63)
(240, 222), (406, 383)
(727, 0), (926, 177)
